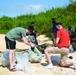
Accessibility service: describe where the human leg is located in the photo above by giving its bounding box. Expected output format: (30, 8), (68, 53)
(44, 47), (56, 69)
(44, 47), (61, 64)
(60, 60), (76, 69)
(60, 61), (73, 67)
(9, 49), (16, 69)
(52, 33), (56, 43)
(60, 51), (73, 67)
(5, 36), (16, 70)
(44, 47), (72, 69)
(44, 47), (76, 69)
(35, 39), (38, 45)
(60, 48), (76, 69)
(44, 48), (52, 64)
(12, 49), (16, 66)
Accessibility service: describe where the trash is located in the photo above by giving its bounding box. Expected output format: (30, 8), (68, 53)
(0, 51), (9, 66)
(0, 43), (42, 73)
(34, 50), (39, 55)
(28, 46), (42, 63)
(69, 44), (74, 53)
(15, 53), (32, 73)
(51, 55), (61, 65)
(15, 53), (28, 63)
(0, 51), (17, 66)
(15, 45), (42, 72)
(38, 44), (42, 46)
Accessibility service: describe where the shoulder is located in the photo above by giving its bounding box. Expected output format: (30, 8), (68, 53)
(57, 30), (60, 34)
(14, 27), (24, 29)
(54, 21), (57, 25)
(14, 27), (25, 32)
(71, 29), (74, 32)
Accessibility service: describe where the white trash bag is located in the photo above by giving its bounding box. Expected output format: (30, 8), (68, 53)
(15, 53), (29, 63)
(69, 44), (74, 53)
(0, 51), (9, 66)
(28, 46), (42, 63)
(15, 53), (32, 73)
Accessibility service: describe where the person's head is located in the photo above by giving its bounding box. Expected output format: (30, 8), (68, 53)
(68, 26), (71, 30)
(56, 22), (63, 30)
(31, 22), (35, 26)
(52, 18), (55, 24)
(26, 28), (33, 35)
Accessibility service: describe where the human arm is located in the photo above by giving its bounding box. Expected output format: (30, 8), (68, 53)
(69, 40), (70, 46)
(17, 40), (23, 43)
(22, 37), (35, 47)
(54, 38), (60, 46)
(53, 24), (56, 34)
(33, 30), (37, 34)
(72, 30), (74, 33)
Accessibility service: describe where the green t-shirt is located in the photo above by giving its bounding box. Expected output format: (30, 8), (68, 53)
(6, 27), (26, 41)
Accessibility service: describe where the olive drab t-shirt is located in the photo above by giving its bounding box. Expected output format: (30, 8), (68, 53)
(6, 27), (26, 41)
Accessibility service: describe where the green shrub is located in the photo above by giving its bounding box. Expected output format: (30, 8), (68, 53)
(0, 1), (76, 37)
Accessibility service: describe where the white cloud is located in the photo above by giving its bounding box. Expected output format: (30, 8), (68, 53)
(11, 4), (45, 14)
(29, 5), (41, 9)
(0, 4), (45, 17)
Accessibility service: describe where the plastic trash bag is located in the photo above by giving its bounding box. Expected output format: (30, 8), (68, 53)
(0, 51), (9, 66)
(69, 44), (74, 53)
(28, 46), (42, 63)
(15, 45), (42, 72)
(15, 53), (32, 73)
(15, 53), (28, 63)
(51, 55), (61, 65)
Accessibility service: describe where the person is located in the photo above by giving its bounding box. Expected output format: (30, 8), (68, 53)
(51, 18), (58, 43)
(44, 22), (76, 69)
(70, 27), (76, 51)
(28, 22), (38, 45)
(5, 27), (35, 71)
(67, 26), (74, 35)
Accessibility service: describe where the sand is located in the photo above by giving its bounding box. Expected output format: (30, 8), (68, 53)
(0, 34), (76, 75)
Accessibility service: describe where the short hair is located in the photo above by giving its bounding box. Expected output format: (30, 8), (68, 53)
(68, 26), (71, 28)
(27, 27), (33, 33)
(52, 18), (55, 20)
(56, 22), (63, 26)
(31, 22), (35, 24)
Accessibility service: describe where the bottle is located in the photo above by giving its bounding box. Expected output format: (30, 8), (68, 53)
(34, 50), (39, 55)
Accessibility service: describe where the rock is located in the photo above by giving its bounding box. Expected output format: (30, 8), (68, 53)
(36, 43), (53, 52)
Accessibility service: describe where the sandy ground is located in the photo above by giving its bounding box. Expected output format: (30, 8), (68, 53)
(0, 34), (76, 75)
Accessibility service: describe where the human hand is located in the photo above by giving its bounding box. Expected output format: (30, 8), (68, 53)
(33, 30), (37, 34)
(31, 44), (35, 48)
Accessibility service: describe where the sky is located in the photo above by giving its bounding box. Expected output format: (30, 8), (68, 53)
(0, 0), (76, 18)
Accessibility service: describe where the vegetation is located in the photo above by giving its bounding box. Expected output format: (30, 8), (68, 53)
(0, 1), (76, 37)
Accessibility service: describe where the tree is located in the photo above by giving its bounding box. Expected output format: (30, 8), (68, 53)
(69, 0), (74, 4)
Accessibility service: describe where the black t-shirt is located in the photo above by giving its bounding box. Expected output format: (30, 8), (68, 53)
(29, 26), (34, 30)
(27, 26), (36, 38)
